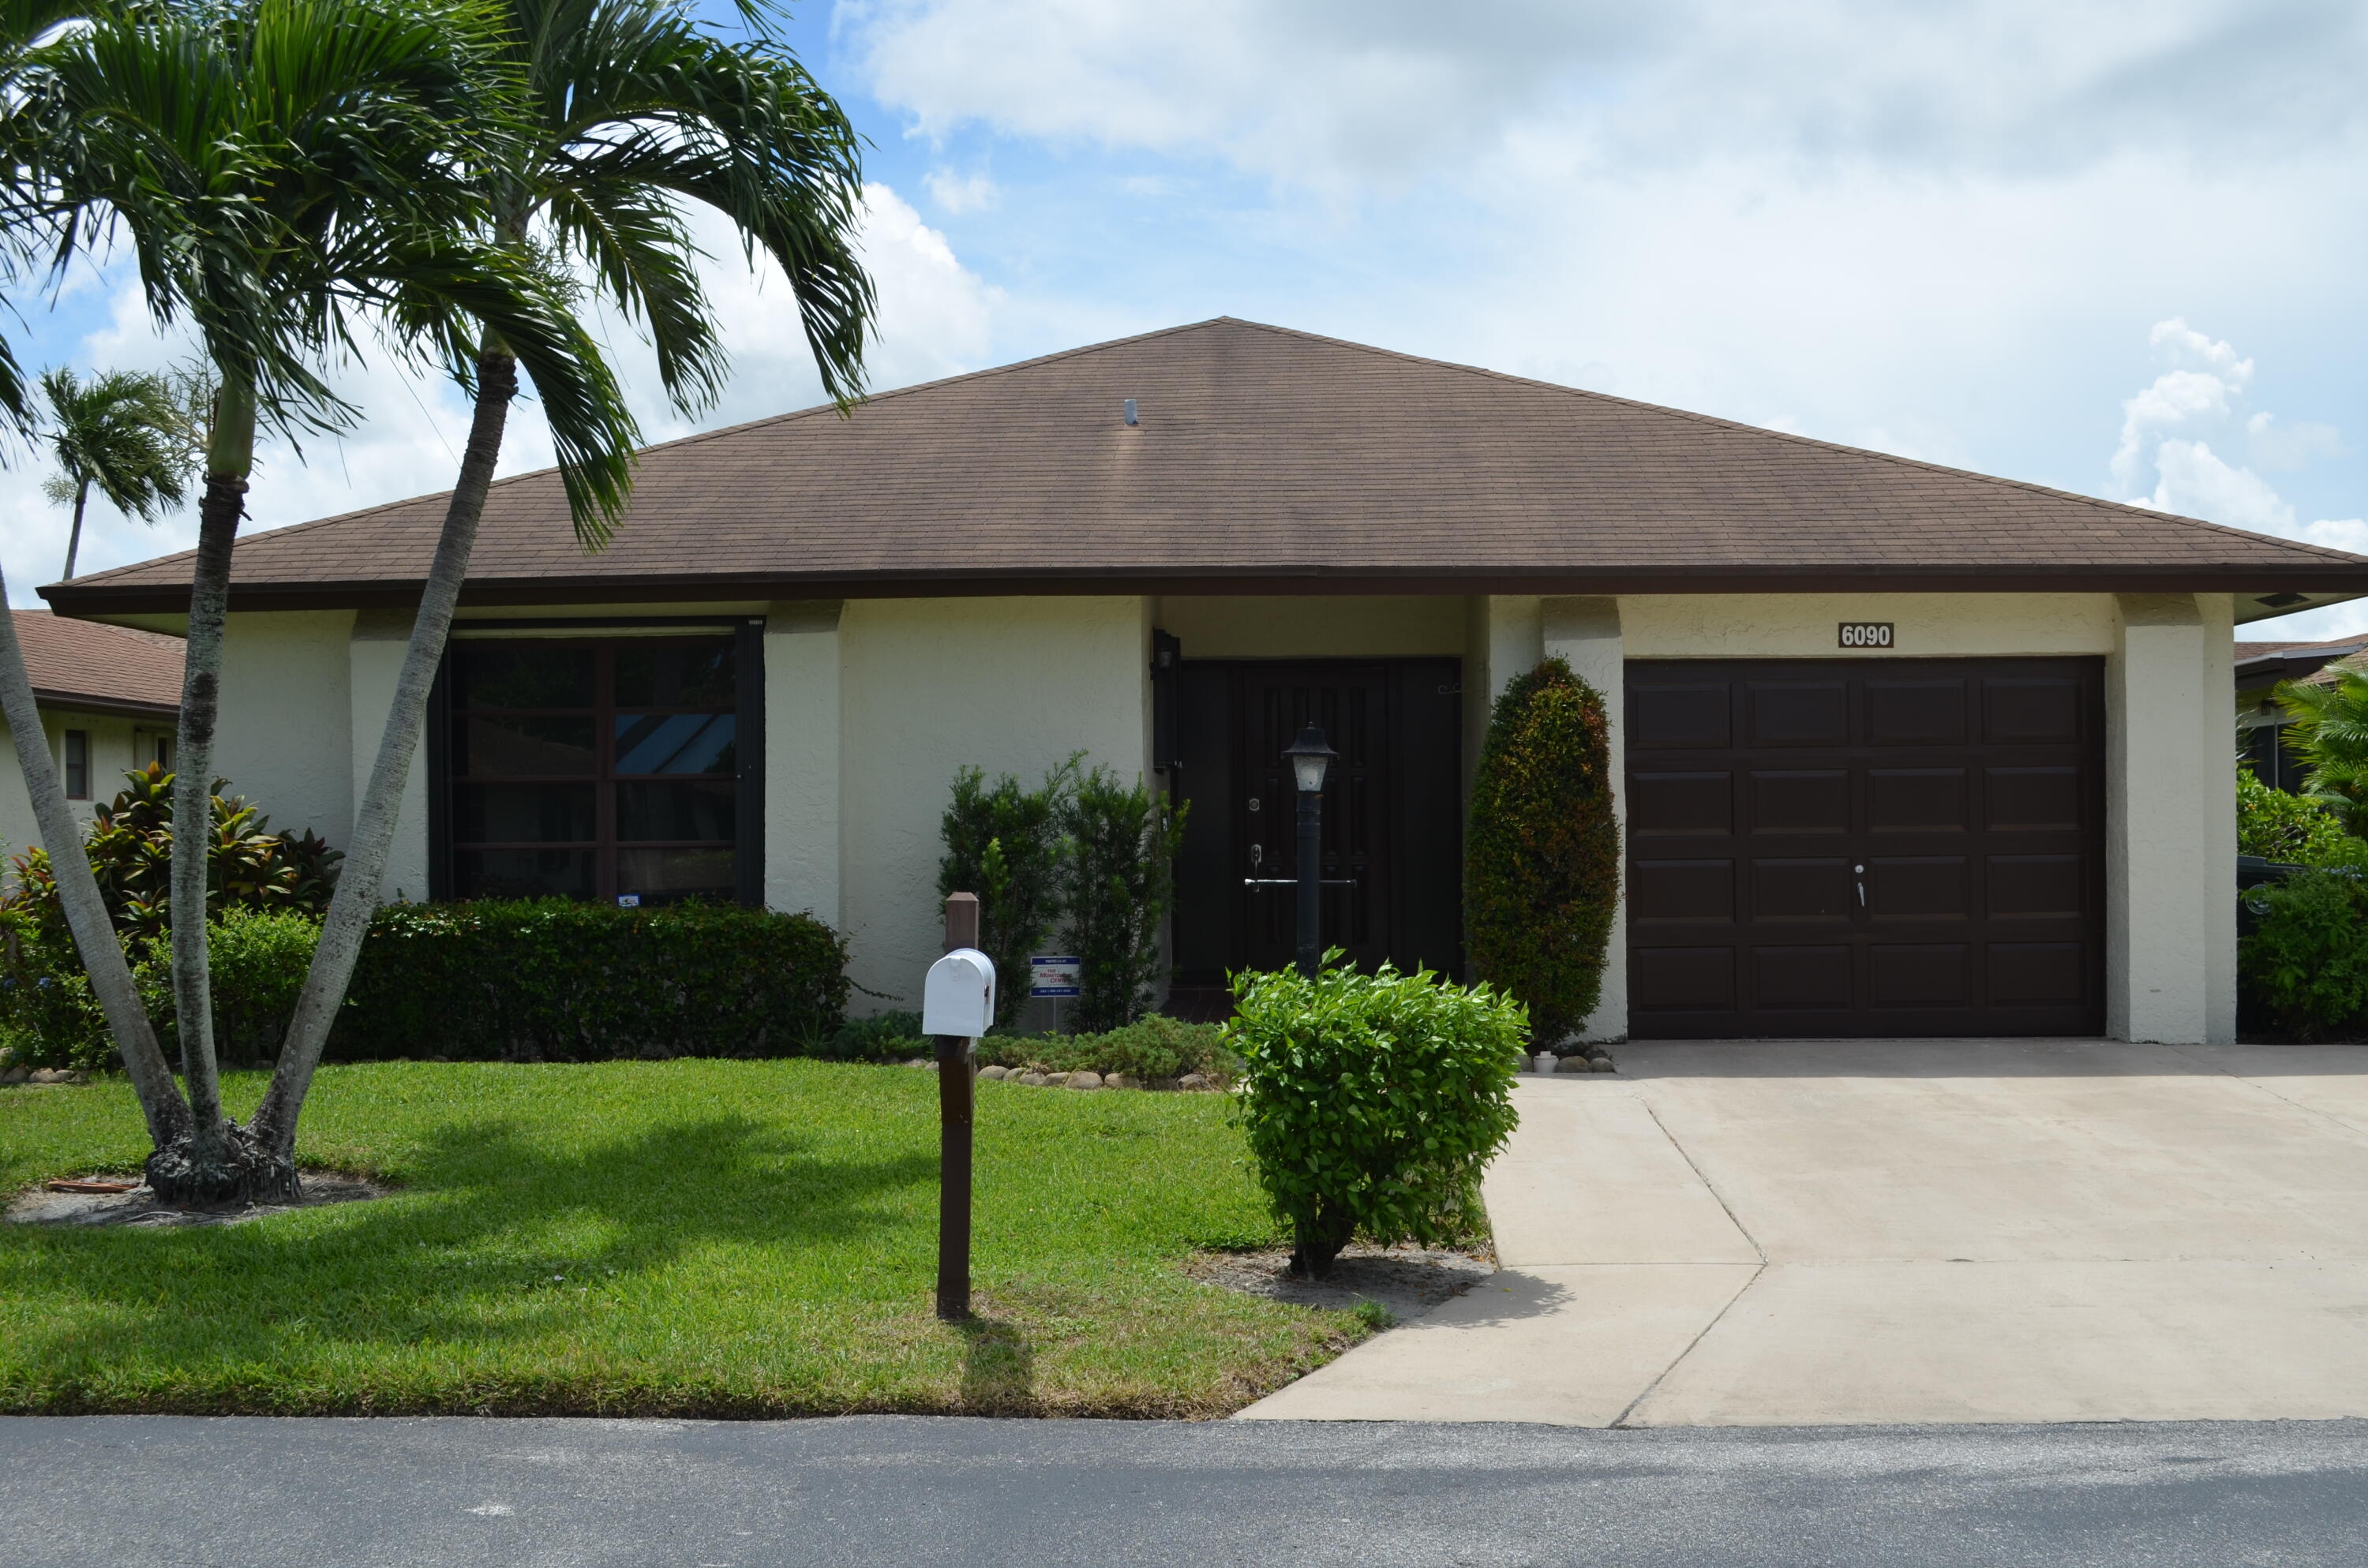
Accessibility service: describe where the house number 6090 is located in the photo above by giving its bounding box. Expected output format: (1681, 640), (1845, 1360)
(1838, 622), (1894, 649)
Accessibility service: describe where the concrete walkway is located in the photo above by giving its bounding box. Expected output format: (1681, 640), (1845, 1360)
(1239, 1040), (2368, 1426)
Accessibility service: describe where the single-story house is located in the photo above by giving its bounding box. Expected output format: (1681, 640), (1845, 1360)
(0, 609), (182, 863)
(2235, 634), (2366, 792)
(41, 319), (2368, 1045)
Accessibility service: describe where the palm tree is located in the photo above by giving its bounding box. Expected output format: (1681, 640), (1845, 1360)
(252, 0), (874, 1158)
(2277, 664), (2368, 834)
(4, 0), (638, 1201)
(39, 365), (200, 579)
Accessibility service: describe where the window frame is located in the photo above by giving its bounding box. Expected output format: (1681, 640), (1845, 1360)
(61, 728), (90, 800)
(427, 619), (766, 906)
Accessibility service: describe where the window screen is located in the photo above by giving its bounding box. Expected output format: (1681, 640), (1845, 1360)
(442, 637), (746, 904)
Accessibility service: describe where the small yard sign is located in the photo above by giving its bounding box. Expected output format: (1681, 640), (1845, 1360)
(1029, 955), (1082, 998)
(1838, 621), (1894, 649)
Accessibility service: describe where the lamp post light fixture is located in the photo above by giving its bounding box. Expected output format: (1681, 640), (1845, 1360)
(1280, 723), (1338, 977)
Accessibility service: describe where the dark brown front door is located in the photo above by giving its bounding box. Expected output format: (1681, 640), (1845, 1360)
(1625, 657), (2104, 1038)
(1169, 658), (1463, 984)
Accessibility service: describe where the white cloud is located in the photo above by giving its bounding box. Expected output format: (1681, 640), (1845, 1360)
(923, 167), (998, 214)
(2247, 410), (2344, 471)
(841, 0), (2368, 191)
(2145, 438), (2294, 533)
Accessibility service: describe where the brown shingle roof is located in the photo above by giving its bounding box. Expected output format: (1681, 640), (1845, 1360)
(12, 610), (182, 717)
(44, 317), (2368, 613)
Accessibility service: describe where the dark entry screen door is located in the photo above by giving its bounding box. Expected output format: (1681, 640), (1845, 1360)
(1625, 657), (2105, 1038)
(1171, 658), (1462, 984)
(1236, 665), (1388, 971)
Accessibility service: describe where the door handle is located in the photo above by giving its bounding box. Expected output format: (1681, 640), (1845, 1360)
(1855, 864), (1866, 908)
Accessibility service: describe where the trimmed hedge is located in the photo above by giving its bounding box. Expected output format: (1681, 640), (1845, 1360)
(0, 907), (320, 1072)
(1464, 656), (1621, 1047)
(332, 900), (848, 1062)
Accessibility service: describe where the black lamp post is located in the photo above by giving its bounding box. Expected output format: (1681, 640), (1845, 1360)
(1281, 724), (1338, 977)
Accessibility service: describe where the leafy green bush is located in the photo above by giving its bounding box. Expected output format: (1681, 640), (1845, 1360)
(812, 1009), (925, 1063)
(1062, 767), (1188, 1033)
(2237, 764), (2352, 863)
(938, 758), (1076, 1030)
(3, 763), (339, 942)
(980, 1015), (1227, 1080)
(2276, 665), (2368, 833)
(332, 900), (847, 1061)
(2239, 859), (2368, 1039)
(1224, 957), (1525, 1278)
(0, 906), (319, 1070)
(1464, 657), (1620, 1047)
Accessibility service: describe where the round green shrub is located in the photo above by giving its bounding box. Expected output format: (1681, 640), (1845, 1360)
(1224, 958), (1525, 1278)
(1464, 657), (1620, 1047)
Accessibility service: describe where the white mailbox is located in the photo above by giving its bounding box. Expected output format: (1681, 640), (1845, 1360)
(922, 948), (997, 1038)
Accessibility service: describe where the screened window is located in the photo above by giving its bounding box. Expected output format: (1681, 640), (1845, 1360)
(442, 636), (751, 904)
(62, 729), (89, 799)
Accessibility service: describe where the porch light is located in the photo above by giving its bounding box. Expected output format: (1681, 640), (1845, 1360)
(1283, 724), (1337, 978)
(1283, 724), (1337, 795)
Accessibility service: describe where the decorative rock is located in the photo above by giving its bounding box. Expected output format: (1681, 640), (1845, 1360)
(1178, 1072), (1212, 1091)
(0, 1066), (27, 1085)
(977, 1065), (1009, 1080)
(1066, 1071), (1103, 1090)
(1591, 1058), (1617, 1073)
(28, 1068), (69, 1085)
(1103, 1072), (1135, 1090)
(1555, 1057), (1592, 1074)
(1019, 1072), (1051, 1087)
(904, 1057), (931, 1068)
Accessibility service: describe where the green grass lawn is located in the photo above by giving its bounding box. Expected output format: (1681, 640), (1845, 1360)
(0, 1062), (1365, 1417)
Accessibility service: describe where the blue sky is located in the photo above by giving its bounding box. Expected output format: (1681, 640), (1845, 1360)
(10, 0), (2368, 639)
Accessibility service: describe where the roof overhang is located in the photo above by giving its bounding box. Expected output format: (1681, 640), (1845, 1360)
(29, 687), (178, 720)
(43, 568), (2368, 619)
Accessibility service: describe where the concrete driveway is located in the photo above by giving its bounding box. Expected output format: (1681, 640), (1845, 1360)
(1239, 1040), (2368, 1426)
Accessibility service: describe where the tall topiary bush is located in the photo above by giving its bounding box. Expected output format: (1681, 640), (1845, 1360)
(1227, 957), (1525, 1278)
(1465, 657), (1620, 1047)
(1061, 766), (1188, 1033)
(938, 758), (1077, 1030)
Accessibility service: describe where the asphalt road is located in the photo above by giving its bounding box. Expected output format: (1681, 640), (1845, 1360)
(6, 1415), (2367, 1567)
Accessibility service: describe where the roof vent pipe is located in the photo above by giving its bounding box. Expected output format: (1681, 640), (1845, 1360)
(1123, 398), (1138, 427)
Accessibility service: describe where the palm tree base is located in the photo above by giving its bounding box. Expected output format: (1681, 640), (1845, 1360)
(143, 1121), (301, 1207)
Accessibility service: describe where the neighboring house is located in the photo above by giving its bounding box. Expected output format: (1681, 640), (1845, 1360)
(41, 319), (2368, 1046)
(2235, 634), (2366, 791)
(0, 609), (182, 865)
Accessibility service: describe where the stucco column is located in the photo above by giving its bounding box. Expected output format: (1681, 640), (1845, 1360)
(347, 610), (429, 903)
(2107, 592), (2230, 1045)
(763, 601), (843, 925)
(1542, 596), (1626, 1043)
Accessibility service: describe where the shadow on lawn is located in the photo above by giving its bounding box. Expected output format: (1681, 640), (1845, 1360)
(957, 1312), (1036, 1412)
(6, 1113), (941, 1401)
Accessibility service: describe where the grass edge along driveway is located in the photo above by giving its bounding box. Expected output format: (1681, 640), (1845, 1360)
(0, 1061), (1366, 1418)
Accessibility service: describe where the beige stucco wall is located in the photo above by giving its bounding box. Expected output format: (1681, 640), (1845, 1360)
(764, 601), (843, 924)
(1621, 593), (2122, 658)
(346, 612), (433, 904)
(1542, 597), (1627, 1042)
(2107, 592), (2237, 1044)
(213, 610), (358, 850)
(0, 708), (170, 874)
(831, 595), (1152, 1011)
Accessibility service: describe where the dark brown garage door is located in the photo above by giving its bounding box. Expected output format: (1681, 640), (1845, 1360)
(1625, 657), (2104, 1038)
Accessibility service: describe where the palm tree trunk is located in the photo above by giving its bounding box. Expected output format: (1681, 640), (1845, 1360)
(0, 574), (189, 1150)
(148, 372), (292, 1204)
(62, 482), (88, 581)
(252, 344), (519, 1157)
